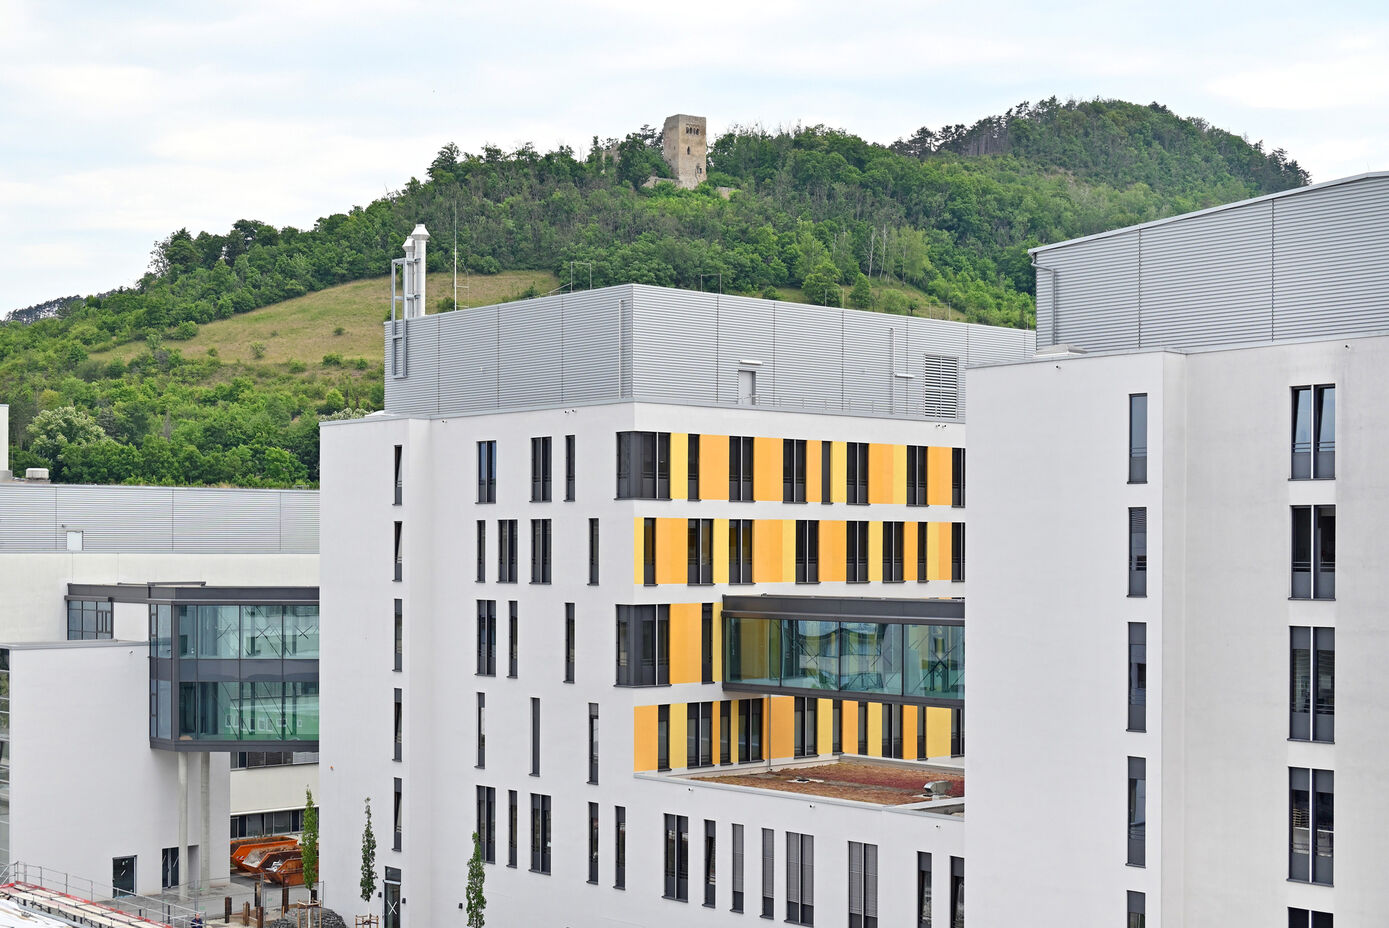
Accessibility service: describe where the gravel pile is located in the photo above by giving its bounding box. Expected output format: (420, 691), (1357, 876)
(265, 907), (348, 928)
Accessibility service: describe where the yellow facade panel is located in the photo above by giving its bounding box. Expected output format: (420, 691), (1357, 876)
(702, 435), (729, 502)
(668, 603), (701, 684)
(633, 705), (657, 771)
(780, 520), (795, 582)
(927, 446), (952, 506)
(890, 444), (907, 505)
(729, 703), (740, 764)
(816, 699), (833, 756)
(713, 519), (730, 584)
(934, 522), (953, 581)
(902, 705), (919, 760)
(669, 704), (687, 770)
(903, 522), (919, 582)
(753, 436), (781, 502)
(655, 518), (686, 585)
(842, 700), (859, 753)
(829, 441), (847, 503)
(820, 521), (846, 582)
(806, 440), (823, 503)
(865, 702), (883, 757)
(769, 696), (795, 759)
(868, 443), (892, 504)
(753, 519), (784, 583)
(867, 521), (883, 582)
(670, 433), (688, 501)
(924, 707), (951, 758)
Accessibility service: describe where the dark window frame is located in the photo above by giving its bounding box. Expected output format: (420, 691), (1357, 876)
(616, 431), (671, 500)
(688, 519), (715, 585)
(530, 518), (552, 584)
(784, 439), (808, 503)
(846, 442), (869, 505)
(477, 440), (497, 503)
(1129, 394), (1148, 484)
(796, 520), (820, 584)
(729, 436), (754, 502)
(531, 436), (552, 502)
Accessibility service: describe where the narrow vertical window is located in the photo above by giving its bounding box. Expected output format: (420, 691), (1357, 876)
(475, 692), (485, 767)
(917, 522), (928, 582)
(849, 841), (878, 928)
(529, 793), (552, 874)
(1292, 506), (1335, 599)
(761, 828), (775, 919)
(531, 436), (552, 502)
(688, 519), (714, 585)
(1128, 623), (1146, 733)
(786, 832), (814, 925)
(588, 517), (600, 585)
(847, 521), (869, 582)
(1127, 891), (1144, 928)
(564, 434), (575, 501)
(882, 703), (902, 758)
(587, 802), (599, 884)
(564, 603), (576, 684)
(1127, 509), (1145, 596)
(498, 519), (518, 583)
(392, 687), (403, 761)
(857, 701), (868, 754)
(729, 519), (753, 584)
(916, 852), (930, 928)
(1127, 756), (1146, 867)
(643, 518), (657, 586)
(951, 448), (966, 507)
(832, 700), (843, 754)
(731, 824), (745, 913)
(1290, 768), (1334, 885)
(847, 442), (868, 505)
(393, 444), (403, 505)
(820, 441), (832, 505)
(476, 600), (496, 676)
(1292, 506), (1312, 598)
(906, 445), (927, 506)
(507, 790), (517, 867)
(588, 703), (600, 785)
(784, 439), (808, 502)
(951, 707), (964, 757)
(614, 806), (627, 889)
(701, 603), (714, 684)
(1314, 628), (1335, 743)
(1314, 385), (1335, 478)
(531, 519), (552, 583)
(950, 522), (966, 582)
(393, 521), (403, 582)
(475, 520), (486, 582)
(883, 522), (904, 582)
(393, 599), (403, 672)
(796, 520), (820, 583)
(688, 434), (701, 500)
(1293, 385), (1336, 479)
(703, 819), (717, 907)
(658, 704), (670, 771)
(1128, 395), (1147, 484)
(664, 814), (690, 901)
(530, 697), (541, 776)
(729, 436), (754, 501)
(720, 700), (731, 764)
(475, 786), (496, 863)
(392, 777), (402, 851)
(949, 857), (964, 928)
(507, 601), (519, 677)
(477, 440), (497, 503)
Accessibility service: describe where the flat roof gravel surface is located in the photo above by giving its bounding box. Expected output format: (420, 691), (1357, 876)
(700, 761), (963, 805)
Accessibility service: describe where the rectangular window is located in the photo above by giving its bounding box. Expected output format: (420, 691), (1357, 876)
(951, 448), (966, 507)
(476, 601), (496, 676)
(393, 777), (402, 851)
(1290, 767), (1334, 884)
(476, 520), (486, 582)
(66, 600), (114, 640)
(1291, 627), (1335, 742)
(720, 700), (731, 764)
(658, 704), (670, 771)
(729, 519), (753, 584)
(1291, 505), (1335, 599)
(531, 436), (552, 502)
(749, 698), (765, 761)
(793, 696), (818, 758)
(916, 852), (930, 928)
(847, 521), (869, 582)
(507, 602), (519, 677)
(498, 519), (518, 583)
(1129, 395), (1148, 484)
(732, 824), (745, 913)
(476, 692), (485, 767)
(701, 603), (714, 684)
(616, 431), (671, 499)
(688, 434), (701, 500)
(786, 832), (814, 925)
(847, 442), (868, 505)
(477, 440), (496, 503)
(821, 442), (832, 505)
(564, 603), (576, 684)
(882, 522), (904, 582)
(530, 519), (552, 583)
(784, 439), (808, 502)
(615, 806), (627, 889)
(588, 703), (600, 784)
(761, 828), (775, 919)
(393, 444), (403, 504)
(393, 688), (402, 761)
(703, 820), (717, 907)
(849, 841), (878, 928)
(643, 517), (657, 586)
(949, 858), (963, 928)
(949, 522), (965, 582)
(529, 793), (551, 874)
(696, 701), (715, 767)
(1128, 623), (1146, 733)
(729, 436), (754, 502)
(917, 522), (929, 583)
(476, 786), (496, 863)
(857, 701), (868, 755)
(565, 434), (576, 501)
(508, 790), (517, 868)
(796, 520), (820, 583)
(588, 802), (599, 884)
(951, 707), (964, 757)
(1288, 908), (1333, 928)
(1127, 508), (1145, 597)
(1127, 756), (1146, 867)
(588, 518), (600, 585)
(688, 519), (714, 585)
(1292, 384), (1335, 479)
(906, 445), (927, 506)
(832, 700), (843, 754)
(1128, 891), (1144, 928)
(882, 703), (903, 759)
(530, 697), (541, 776)
(393, 521), (403, 582)
(615, 604), (669, 686)
(664, 814), (690, 901)
(393, 599), (403, 672)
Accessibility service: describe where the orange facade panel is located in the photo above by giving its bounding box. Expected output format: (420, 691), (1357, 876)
(633, 705), (658, 771)
(926, 446), (952, 506)
(701, 435), (729, 501)
(753, 436), (781, 502)
(820, 520), (847, 582)
(806, 440), (823, 503)
(769, 696), (795, 759)
(867, 520), (883, 582)
(655, 518), (686, 585)
(903, 521), (919, 582)
(670, 433), (689, 501)
(668, 603), (702, 684)
(829, 441), (847, 503)
(753, 519), (786, 583)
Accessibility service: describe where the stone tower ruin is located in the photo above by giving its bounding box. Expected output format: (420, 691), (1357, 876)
(661, 114), (707, 189)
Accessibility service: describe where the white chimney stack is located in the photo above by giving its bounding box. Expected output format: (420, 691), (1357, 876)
(403, 224), (430, 318)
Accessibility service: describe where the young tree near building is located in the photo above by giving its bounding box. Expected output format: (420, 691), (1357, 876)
(465, 831), (486, 928)
(360, 798), (378, 903)
(302, 788), (320, 900)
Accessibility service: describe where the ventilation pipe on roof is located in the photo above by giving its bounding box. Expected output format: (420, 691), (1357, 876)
(402, 224), (430, 319)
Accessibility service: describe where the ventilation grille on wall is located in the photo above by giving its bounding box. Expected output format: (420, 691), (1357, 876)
(922, 354), (960, 419)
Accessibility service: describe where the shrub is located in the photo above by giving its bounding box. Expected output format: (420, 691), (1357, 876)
(322, 353), (344, 367)
(250, 342), (267, 360)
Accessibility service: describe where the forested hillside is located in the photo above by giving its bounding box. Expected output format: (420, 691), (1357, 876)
(0, 98), (1307, 486)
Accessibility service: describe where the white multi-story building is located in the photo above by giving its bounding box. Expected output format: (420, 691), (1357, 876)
(968, 172), (1389, 928)
(319, 273), (1034, 927)
(0, 429), (320, 903)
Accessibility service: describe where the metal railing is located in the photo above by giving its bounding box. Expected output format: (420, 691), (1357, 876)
(0, 861), (206, 927)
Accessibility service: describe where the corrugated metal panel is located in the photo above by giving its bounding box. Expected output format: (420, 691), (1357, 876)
(1037, 230), (1140, 351)
(770, 302), (844, 415)
(434, 302), (497, 413)
(562, 288), (625, 403)
(499, 294), (564, 408)
(57, 485), (173, 551)
(1141, 200), (1273, 347)
(277, 491), (320, 553)
(629, 286), (719, 405)
(715, 293), (777, 406)
(1273, 175), (1389, 340)
(0, 485), (57, 550)
(841, 310), (901, 417)
(173, 488), (283, 552)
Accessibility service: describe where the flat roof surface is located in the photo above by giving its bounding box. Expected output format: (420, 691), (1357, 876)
(697, 759), (963, 806)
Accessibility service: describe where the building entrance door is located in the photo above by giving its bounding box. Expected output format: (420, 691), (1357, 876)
(112, 856), (136, 897)
(383, 867), (401, 928)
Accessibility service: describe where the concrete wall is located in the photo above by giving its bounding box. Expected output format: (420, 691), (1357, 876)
(230, 764), (318, 819)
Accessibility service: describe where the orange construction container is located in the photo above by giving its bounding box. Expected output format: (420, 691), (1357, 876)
(232, 837), (298, 873)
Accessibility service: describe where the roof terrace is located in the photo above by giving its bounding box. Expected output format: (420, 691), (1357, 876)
(682, 757), (965, 817)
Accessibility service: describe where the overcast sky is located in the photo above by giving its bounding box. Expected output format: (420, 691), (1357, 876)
(1, 0), (1385, 311)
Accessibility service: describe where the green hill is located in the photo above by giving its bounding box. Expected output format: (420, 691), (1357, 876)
(0, 97), (1307, 486)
